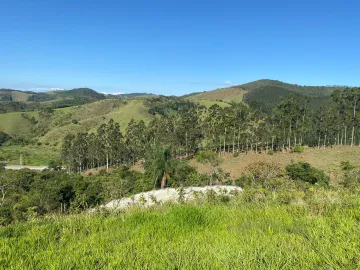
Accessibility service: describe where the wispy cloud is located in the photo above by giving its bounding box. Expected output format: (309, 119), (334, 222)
(101, 91), (124, 95)
(223, 80), (235, 86)
(27, 87), (64, 92)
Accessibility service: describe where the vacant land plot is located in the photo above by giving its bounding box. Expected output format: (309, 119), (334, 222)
(191, 146), (360, 182)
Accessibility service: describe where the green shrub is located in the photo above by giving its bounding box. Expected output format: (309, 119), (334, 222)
(235, 162), (285, 188)
(341, 161), (354, 171)
(196, 150), (222, 166)
(233, 151), (239, 157)
(267, 149), (274, 155)
(285, 162), (329, 186)
(292, 145), (305, 153)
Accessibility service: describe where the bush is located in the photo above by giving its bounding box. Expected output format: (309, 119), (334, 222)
(233, 151), (239, 157)
(0, 131), (10, 146)
(235, 162), (284, 188)
(292, 145), (305, 153)
(285, 162), (329, 186)
(341, 161), (354, 171)
(196, 150), (222, 166)
(267, 149), (274, 155)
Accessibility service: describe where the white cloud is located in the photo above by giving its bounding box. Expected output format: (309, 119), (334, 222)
(101, 91), (124, 95)
(28, 87), (64, 92)
(223, 80), (235, 86)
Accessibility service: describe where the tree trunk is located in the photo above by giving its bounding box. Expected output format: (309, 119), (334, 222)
(223, 128), (227, 154)
(219, 137), (222, 157)
(351, 126), (355, 147)
(106, 153), (109, 171)
(318, 135), (321, 149)
(161, 172), (167, 189)
(344, 126), (347, 146)
(323, 133), (327, 149)
(340, 129), (343, 146)
(237, 127), (240, 151)
(232, 129), (235, 154)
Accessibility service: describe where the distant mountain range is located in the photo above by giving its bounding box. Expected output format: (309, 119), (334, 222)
(0, 79), (353, 148)
(0, 79), (350, 111)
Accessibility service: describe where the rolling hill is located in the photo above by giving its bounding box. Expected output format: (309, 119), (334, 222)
(187, 79), (348, 110)
(0, 88), (108, 102)
(186, 87), (247, 104)
(0, 78), (352, 161)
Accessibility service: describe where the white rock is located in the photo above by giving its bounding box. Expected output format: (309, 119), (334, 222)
(103, 185), (242, 210)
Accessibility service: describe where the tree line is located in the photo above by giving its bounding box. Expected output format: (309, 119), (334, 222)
(62, 88), (360, 172)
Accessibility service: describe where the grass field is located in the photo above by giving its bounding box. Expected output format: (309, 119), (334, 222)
(0, 145), (59, 165)
(187, 87), (247, 104)
(10, 91), (31, 102)
(191, 146), (360, 184)
(1, 190), (360, 269)
(41, 99), (152, 144)
(0, 111), (38, 135)
(0, 99), (153, 145)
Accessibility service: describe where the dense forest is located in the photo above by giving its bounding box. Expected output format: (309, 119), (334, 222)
(62, 87), (360, 172)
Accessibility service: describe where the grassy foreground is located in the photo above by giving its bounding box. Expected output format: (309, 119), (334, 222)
(1, 189), (360, 269)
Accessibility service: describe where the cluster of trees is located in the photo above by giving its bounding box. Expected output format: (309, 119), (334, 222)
(0, 167), (136, 225)
(62, 87), (360, 173)
(0, 154), (214, 225)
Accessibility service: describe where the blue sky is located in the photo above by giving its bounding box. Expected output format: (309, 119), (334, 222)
(1, 0), (359, 95)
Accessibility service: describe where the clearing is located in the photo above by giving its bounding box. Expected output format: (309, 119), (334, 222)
(190, 146), (360, 182)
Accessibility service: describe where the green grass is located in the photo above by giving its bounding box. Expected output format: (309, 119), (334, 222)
(10, 91), (31, 102)
(40, 99), (152, 144)
(1, 190), (360, 269)
(0, 145), (58, 165)
(0, 111), (38, 135)
(195, 100), (230, 108)
(187, 87), (246, 104)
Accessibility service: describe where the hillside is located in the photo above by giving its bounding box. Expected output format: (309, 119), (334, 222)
(0, 99), (152, 142)
(190, 146), (360, 184)
(186, 87), (247, 104)
(239, 79), (347, 109)
(0, 88), (109, 102)
(184, 79), (346, 110)
(239, 79), (345, 97)
(2, 189), (360, 269)
(187, 79), (347, 110)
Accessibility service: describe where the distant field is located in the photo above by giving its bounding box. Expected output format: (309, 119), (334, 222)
(195, 100), (230, 108)
(10, 91), (32, 101)
(187, 87), (247, 103)
(191, 146), (360, 183)
(0, 99), (153, 145)
(0, 111), (38, 135)
(0, 145), (59, 166)
(41, 99), (152, 144)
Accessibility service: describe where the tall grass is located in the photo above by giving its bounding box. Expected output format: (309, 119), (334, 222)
(1, 187), (360, 269)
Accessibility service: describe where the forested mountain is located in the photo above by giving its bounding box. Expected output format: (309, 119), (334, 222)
(187, 79), (348, 110)
(0, 87), (107, 102)
(0, 88), (113, 113)
(239, 79), (345, 97)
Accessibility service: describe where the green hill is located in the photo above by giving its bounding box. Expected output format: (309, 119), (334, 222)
(188, 79), (347, 110)
(239, 79), (345, 97)
(238, 79), (348, 109)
